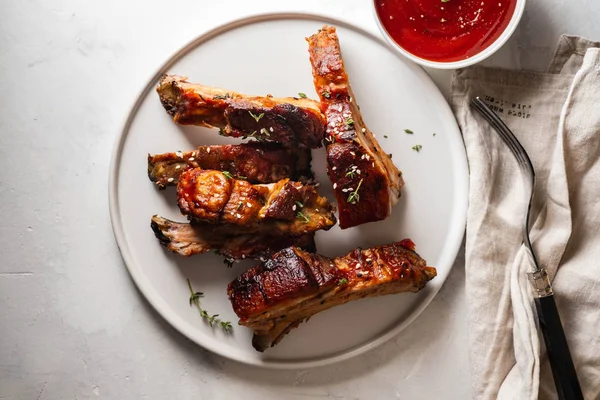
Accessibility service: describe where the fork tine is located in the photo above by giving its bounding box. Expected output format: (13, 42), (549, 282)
(470, 98), (533, 173)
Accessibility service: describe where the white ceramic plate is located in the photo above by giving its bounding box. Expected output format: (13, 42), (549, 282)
(109, 13), (468, 368)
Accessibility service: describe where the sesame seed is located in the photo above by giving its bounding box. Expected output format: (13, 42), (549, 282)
(242, 254), (246, 259)
(206, 148), (211, 153)
(314, 182), (320, 187)
(332, 166), (337, 171)
(366, 155), (371, 161)
(356, 170), (361, 174)
(246, 202), (252, 207)
(342, 188), (349, 193)
(175, 165), (181, 170)
(315, 209), (319, 212)
(362, 128), (366, 133)
(269, 127), (274, 132)
(167, 178), (174, 183)
(389, 15), (393, 20)
(188, 157), (195, 161)
(293, 204), (297, 211)
(333, 183), (337, 189)
(176, 151), (183, 158)
(372, 162), (375, 167)
(350, 151), (356, 156)
(236, 213), (242, 219)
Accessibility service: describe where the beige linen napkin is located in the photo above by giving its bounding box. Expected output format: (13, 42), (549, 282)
(451, 37), (600, 400)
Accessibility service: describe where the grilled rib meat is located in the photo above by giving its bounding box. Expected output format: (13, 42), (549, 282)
(177, 168), (336, 235)
(228, 240), (436, 351)
(151, 215), (316, 259)
(157, 74), (327, 148)
(306, 26), (404, 229)
(148, 143), (312, 188)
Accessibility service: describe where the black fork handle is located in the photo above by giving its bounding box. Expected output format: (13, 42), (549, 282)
(534, 295), (583, 400)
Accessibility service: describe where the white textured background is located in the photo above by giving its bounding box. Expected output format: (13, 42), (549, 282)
(0, 0), (596, 399)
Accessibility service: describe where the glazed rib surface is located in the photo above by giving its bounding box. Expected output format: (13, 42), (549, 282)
(148, 143), (312, 188)
(228, 240), (436, 351)
(157, 74), (326, 148)
(177, 168), (336, 236)
(306, 26), (404, 228)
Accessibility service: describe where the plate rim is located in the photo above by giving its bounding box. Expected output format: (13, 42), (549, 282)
(108, 11), (469, 369)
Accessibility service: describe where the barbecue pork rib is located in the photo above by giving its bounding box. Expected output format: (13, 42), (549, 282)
(306, 26), (404, 229)
(157, 74), (326, 148)
(228, 240), (436, 351)
(177, 168), (336, 236)
(151, 215), (316, 260)
(148, 143), (312, 189)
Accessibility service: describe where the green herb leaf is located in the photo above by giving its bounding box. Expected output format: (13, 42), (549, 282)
(187, 279), (232, 332)
(345, 165), (358, 179)
(384, 135), (389, 138)
(214, 93), (230, 100)
(338, 278), (349, 286)
(433, 133), (437, 136)
(222, 171), (234, 180)
(296, 211), (310, 222)
(220, 321), (233, 331)
(346, 117), (354, 129)
(322, 90), (331, 99)
(347, 178), (364, 205)
(237, 202), (243, 210)
(218, 128), (226, 136)
(260, 127), (270, 137)
(295, 201), (304, 208)
(249, 111), (264, 123)
(404, 129), (414, 134)
(441, 0), (450, 2)
(223, 257), (234, 268)
(412, 144), (423, 152)
(298, 92), (308, 98)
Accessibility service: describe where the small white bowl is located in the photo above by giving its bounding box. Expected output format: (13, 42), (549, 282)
(372, 0), (526, 69)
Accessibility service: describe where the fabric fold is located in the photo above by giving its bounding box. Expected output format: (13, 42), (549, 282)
(452, 38), (600, 399)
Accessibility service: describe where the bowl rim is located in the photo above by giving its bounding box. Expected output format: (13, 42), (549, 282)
(371, 0), (527, 69)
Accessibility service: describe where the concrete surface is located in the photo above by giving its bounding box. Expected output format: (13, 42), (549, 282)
(1, 0), (596, 398)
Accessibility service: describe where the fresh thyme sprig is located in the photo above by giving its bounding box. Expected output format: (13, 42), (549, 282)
(249, 111), (264, 123)
(345, 165), (358, 179)
(187, 279), (232, 332)
(297, 211), (310, 222)
(347, 178), (364, 204)
(345, 117), (354, 129)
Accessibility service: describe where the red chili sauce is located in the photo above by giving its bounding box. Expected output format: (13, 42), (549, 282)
(376, 0), (517, 62)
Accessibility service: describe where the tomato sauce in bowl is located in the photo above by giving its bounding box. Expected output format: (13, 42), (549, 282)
(375, 0), (517, 63)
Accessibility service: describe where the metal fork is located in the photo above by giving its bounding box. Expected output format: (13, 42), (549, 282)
(470, 97), (583, 400)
